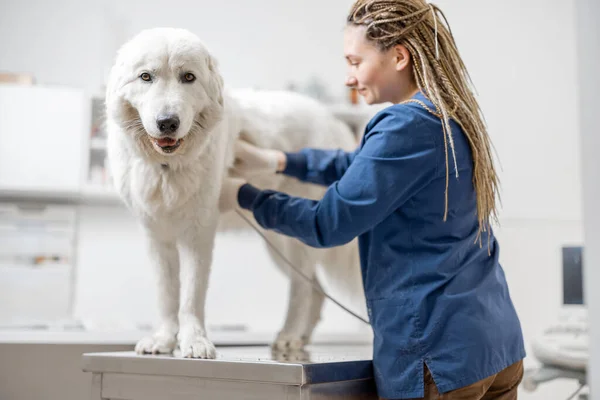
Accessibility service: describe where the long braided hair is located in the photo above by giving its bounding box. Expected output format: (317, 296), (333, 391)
(348, 0), (500, 245)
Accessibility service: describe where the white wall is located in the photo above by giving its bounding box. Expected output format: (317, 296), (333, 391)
(576, 0), (600, 397)
(0, 0), (587, 398)
(0, 0), (582, 220)
(0, 0), (356, 99)
(438, 0), (582, 221)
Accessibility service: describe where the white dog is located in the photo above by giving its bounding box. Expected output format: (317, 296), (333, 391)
(105, 27), (367, 358)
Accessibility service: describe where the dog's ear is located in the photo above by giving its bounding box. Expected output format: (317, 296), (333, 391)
(196, 52), (225, 132)
(206, 54), (224, 107)
(104, 38), (135, 119)
(105, 58), (127, 119)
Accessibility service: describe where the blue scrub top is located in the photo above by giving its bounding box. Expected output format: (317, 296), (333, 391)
(238, 91), (526, 399)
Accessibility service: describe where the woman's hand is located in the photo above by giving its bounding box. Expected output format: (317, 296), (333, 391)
(232, 139), (286, 177)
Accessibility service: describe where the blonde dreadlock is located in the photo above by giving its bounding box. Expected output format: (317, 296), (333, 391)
(348, 0), (500, 245)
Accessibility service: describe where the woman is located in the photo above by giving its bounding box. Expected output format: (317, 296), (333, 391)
(220, 1), (526, 398)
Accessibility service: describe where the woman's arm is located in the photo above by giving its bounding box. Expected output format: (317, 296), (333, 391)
(282, 147), (358, 186)
(238, 111), (438, 248)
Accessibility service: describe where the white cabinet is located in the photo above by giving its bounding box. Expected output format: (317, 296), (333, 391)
(0, 203), (76, 326)
(0, 84), (87, 195)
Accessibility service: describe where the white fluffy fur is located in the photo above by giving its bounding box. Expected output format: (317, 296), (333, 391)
(106, 27), (366, 358)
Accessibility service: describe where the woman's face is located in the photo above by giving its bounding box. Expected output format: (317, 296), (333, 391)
(344, 24), (415, 105)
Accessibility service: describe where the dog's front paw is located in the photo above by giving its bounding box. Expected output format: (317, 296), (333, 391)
(135, 332), (177, 355)
(272, 332), (308, 351)
(178, 330), (216, 359)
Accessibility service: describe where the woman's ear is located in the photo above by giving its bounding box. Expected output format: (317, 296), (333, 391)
(393, 44), (411, 72)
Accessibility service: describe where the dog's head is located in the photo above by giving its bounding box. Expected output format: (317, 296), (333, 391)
(106, 28), (224, 161)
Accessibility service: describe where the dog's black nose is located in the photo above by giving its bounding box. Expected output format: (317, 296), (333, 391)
(156, 115), (180, 134)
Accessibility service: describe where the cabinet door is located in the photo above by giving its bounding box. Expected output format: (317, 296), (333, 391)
(0, 203), (75, 326)
(0, 85), (87, 194)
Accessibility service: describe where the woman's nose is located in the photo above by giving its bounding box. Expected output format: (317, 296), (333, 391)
(345, 76), (358, 87)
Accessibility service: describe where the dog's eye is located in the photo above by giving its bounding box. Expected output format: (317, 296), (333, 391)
(183, 73), (196, 83)
(140, 72), (152, 82)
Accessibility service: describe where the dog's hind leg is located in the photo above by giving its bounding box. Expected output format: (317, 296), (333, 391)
(135, 232), (180, 355)
(269, 278), (325, 361)
(267, 243), (319, 352)
(176, 221), (218, 359)
(302, 278), (325, 341)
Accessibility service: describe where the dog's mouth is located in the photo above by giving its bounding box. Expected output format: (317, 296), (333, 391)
(149, 136), (183, 154)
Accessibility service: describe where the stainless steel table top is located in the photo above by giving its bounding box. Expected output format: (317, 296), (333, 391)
(82, 345), (375, 385)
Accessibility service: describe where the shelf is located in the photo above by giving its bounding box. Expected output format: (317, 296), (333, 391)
(0, 188), (81, 204)
(0, 186), (123, 206)
(80, 185), (122, 206)
(90, 137), (107, 151)
(326, 103), (385, 124)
